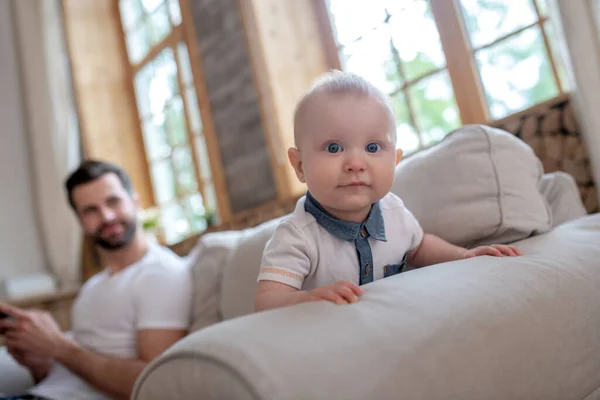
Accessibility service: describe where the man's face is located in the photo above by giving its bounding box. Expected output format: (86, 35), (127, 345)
(72, 173), (139, 250)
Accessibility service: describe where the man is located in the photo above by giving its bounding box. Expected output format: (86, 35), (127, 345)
(0, 160), (192, 400)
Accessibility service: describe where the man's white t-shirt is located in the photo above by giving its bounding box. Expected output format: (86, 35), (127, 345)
(30, 244), (192, 400)
(258, 192), (424, 290)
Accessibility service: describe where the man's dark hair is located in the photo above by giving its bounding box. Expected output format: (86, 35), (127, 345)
(65, 160), (133, 210)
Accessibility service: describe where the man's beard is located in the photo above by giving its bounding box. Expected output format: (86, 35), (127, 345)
(92, 220), (137, 250)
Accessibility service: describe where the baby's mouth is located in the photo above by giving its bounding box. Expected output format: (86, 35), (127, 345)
(342, 181), (368, 187)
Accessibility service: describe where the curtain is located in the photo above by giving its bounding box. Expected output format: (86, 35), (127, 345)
(11, 0), (82, 288)
(548, 0), (600, 202)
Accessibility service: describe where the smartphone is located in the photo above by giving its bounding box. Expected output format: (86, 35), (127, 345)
(0, 311), (10, 335)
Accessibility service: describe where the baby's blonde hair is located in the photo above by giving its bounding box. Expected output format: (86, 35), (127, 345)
(293, 70), (396, 146)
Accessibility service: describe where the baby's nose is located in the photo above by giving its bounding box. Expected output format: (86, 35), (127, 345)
(343, 153), (366, 172)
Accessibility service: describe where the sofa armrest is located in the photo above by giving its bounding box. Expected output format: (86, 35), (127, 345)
(540, 172), (587, 227)
(0, 346), (34, 396)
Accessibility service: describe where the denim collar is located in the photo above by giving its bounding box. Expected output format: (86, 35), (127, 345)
(304, 191), (386, 242)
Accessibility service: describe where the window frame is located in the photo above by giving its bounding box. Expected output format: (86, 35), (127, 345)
(115, 0), (233, 242)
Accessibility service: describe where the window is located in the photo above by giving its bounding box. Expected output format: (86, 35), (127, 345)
(325, 0), (566, 154)
(118, 0), (218, 244)
(459, 0), (564, 118)
(328, 0), (460, 154)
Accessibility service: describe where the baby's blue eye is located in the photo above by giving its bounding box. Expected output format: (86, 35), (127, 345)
(366, 143), (381, 153)
(327, 143), (342, 153)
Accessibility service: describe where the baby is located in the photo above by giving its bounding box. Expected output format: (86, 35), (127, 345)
(254, 71), (521, 311)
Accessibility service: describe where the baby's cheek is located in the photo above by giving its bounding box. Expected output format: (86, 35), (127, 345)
(373, 161), (393, 177)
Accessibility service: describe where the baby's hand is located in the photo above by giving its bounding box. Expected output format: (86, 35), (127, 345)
(307, 281), (363, 305)
(461, 244), (522, 259)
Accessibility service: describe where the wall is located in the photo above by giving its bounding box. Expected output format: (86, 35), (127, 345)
(62, 0), (154, 209)
(240, 0), (334, 202)
(0, 0), (47, 280)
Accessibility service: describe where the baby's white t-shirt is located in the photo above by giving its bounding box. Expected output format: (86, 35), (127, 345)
(258, 192), (423, 290)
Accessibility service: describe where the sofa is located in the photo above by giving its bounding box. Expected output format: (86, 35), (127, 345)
(2, 125), (600, 399)
(131, 126), (600, 400)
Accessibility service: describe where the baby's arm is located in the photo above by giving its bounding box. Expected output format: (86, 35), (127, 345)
(255, 280), (362, 312)
(255, 281), (309, 311)
(406, 234), (466, 267)
(399, 197), (520, 267)
(407, 234), (522, 268)
(255, 220), (362, 312)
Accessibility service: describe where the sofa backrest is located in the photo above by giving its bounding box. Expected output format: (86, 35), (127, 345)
(393, 124), (552, 247)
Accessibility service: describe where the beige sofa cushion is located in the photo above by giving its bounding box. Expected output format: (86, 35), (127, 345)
(539, 171), (587, 227)
(392, 124), (552, 247)
(186, 230), (244, 332)
(219, 218), (283, 321)
(134, 214), (600, 400)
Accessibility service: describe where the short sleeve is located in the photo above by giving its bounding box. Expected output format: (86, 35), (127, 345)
(257, 220), (311, 290)
(134, 261), (192, 330)
(404, 206), (424, 251)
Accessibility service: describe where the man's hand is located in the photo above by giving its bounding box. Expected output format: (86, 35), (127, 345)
(6, 345), (53, 383)
(461, 244), (523, 259)
(0, 303), (70, 359)
(307, 281), (363, 305)
(0, 304), (186, 400)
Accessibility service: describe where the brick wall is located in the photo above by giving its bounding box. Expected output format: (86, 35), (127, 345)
(492, 95), (598, 213)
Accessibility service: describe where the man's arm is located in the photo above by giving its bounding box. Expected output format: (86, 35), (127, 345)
(53, 329), (186, 400)
(0, 304), (186, 400)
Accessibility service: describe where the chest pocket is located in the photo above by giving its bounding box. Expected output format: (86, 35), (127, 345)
(383, 253), (408, 278)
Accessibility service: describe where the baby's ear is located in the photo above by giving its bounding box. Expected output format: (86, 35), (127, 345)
(395, 148), (403, 165)
(287, 147), (306, 183)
